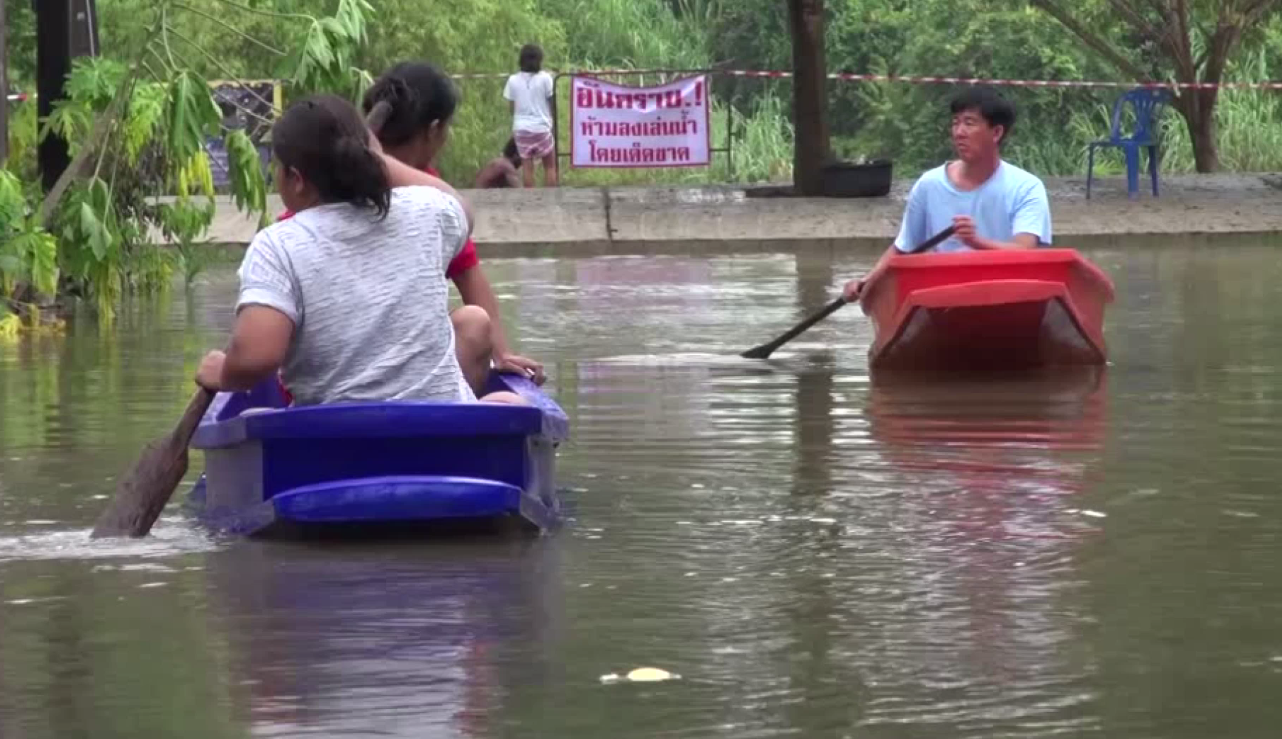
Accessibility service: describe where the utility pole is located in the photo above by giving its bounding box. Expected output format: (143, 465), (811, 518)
(1, 0), (8, 166)
(36, 0), (98, 190)
(788, 0), (830, 196)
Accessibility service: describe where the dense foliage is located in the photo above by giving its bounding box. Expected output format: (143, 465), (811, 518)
(2, 0), (374, 329)
(5, 0), (1282, 179)
(5, 0), (1282, 330)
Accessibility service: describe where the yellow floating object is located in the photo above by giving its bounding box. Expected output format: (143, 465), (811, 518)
(626, 667), (678, 682)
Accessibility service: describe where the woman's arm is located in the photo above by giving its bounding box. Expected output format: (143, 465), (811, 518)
(842, 244), (898, 302)
(196, 306), (294, 392)
(453, 266), (546, 383)
(380, 154), (475, 237)
(454, 267), (511, 356)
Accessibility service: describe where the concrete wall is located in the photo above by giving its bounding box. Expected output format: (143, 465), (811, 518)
(183, 173), (1282, 256)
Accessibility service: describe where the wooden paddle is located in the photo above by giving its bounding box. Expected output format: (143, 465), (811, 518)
(739, 225), (957, 360)
(90, 387), (215, 538)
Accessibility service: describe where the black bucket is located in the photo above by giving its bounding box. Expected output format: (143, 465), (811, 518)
(821, 159), (893, 197)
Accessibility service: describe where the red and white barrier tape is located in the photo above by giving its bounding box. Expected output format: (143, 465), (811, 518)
(724, 71), (1282, 90)
(9, 72), (1280, 96)
(451, 69), (1282, 90)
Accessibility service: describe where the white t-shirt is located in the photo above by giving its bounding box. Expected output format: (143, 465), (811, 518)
(504, 71), (554, 134)
(236, 186), (474, 406)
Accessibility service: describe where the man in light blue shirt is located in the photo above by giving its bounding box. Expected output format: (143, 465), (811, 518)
(844, 86), (1052, 301)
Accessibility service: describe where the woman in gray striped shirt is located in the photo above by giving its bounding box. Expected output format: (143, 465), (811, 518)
(194, 94), (522, 407)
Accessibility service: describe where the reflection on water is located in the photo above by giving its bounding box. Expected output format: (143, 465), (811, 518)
(3, 246), (1282, 737)
(854, 368), (1106, 734)
(207, 538), (564, 737)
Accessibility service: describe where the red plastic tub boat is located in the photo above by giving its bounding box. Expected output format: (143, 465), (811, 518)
(857, 249), (1114, 371)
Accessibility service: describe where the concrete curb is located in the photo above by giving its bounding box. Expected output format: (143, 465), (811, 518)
(171, 172), (1282, 255)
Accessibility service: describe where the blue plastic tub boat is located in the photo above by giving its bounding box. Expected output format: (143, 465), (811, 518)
(185, 372), (570, 537)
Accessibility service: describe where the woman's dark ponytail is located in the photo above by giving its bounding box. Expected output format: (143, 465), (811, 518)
(361, 62), (458, 147)
(272, 94), (391, 218)
(331, 133), (392, 218)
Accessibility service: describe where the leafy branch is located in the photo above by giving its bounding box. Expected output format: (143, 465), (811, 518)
(5, 0), (377, 325)
(170, 3), (288, 57)
(1027, 0), (1150, 81)
(163, 24), (280, 115)
(208, 0), (317, 23)
(1030, 0), (1282, 172)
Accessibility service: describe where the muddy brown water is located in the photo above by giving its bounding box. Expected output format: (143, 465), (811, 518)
(2, 245), (1281, 738)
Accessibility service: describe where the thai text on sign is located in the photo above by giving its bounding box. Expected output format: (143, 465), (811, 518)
(570, 75), (711, 168)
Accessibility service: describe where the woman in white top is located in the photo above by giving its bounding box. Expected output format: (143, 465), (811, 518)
(194, 94), (521, 406)
(504, 44), (558, 187)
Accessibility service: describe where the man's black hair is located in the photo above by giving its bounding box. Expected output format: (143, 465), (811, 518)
(949, 86), (1016, 143)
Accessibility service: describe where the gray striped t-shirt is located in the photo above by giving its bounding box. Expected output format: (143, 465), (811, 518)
(236, 186), (474, 406)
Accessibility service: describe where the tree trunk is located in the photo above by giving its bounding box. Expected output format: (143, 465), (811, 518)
(1173, 89), (1222, 173)
(788, 0), (829, 196)
(1188, 104), (1220, 173)
(1, 0), (8, 166)
(1029, 0), (1258, 176)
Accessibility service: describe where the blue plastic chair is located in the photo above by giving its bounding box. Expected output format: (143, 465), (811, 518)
(1087, 88), (1171, 200)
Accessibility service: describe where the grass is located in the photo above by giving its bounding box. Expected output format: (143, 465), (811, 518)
(443, 61), (1282, 188)
(442, 74), (794, 188)
(1044, 49), (1282, 178)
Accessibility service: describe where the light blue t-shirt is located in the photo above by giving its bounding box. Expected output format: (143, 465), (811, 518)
(894, 160), (1052, 253)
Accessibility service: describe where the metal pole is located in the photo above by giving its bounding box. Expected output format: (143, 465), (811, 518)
(71, 0), (99, 57)
(551, 72), (562, 174)
(725, 92), (734, 180)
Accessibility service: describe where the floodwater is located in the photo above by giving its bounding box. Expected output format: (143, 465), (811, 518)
(2, 244), (1282, 738)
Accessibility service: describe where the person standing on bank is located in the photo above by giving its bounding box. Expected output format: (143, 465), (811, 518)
(504, 44), (557, 188)
(843, 86), (1051, 302)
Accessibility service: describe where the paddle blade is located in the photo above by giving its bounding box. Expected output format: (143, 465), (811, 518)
(740, 297), (848, 360)
(90, 388), (214, 539)
(90, 435), (191, 538)
(740, 343), (777, 360)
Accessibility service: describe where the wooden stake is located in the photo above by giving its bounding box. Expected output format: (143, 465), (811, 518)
(788, 0), (830, 196)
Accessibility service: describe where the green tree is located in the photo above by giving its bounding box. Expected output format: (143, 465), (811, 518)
(1030, 0), (1282, 172)
(2, 0), (374, 327)
(93, 0), (566, 181)
(701, 0), (1113, 174)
